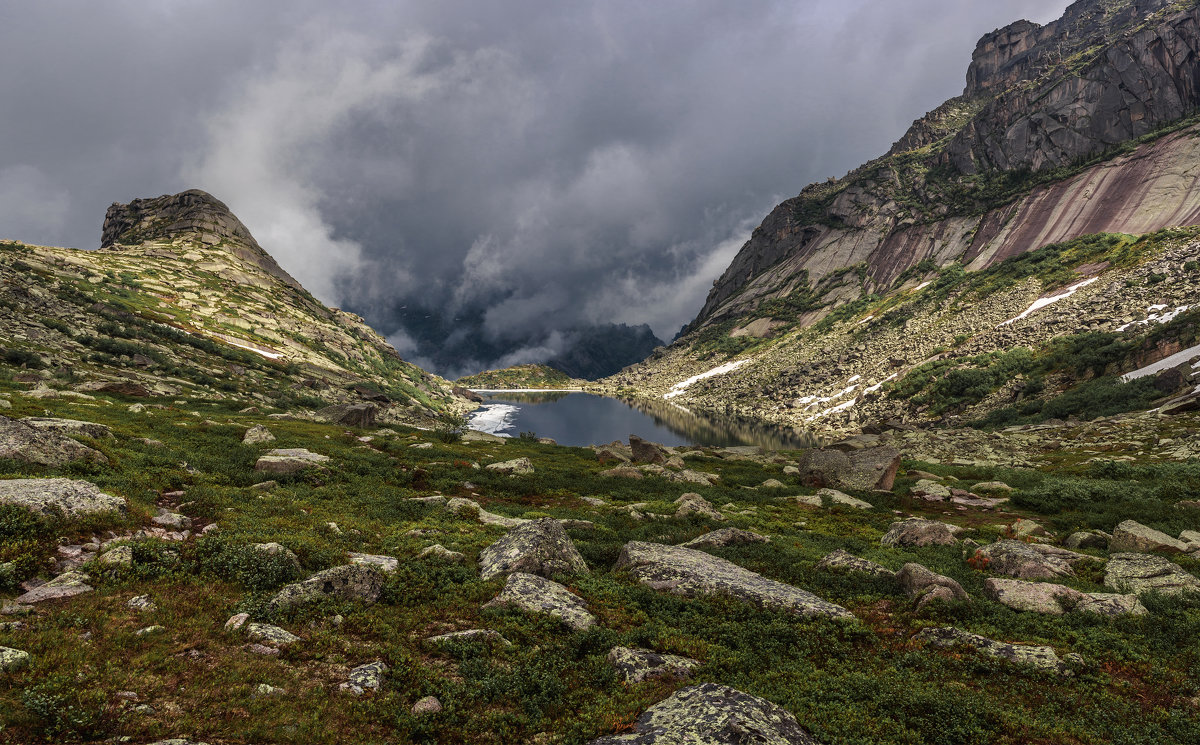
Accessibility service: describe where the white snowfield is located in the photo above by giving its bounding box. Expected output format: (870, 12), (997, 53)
(1117, 304), (1194, 332)
(663, 359), (750, 399)
(224, 338), (284, 360)
(997, 277), (1099, 327)
(1121, 342), (1200, 382)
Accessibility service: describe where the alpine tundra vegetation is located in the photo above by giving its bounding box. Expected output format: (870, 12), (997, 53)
(3, 0), (1200, 744)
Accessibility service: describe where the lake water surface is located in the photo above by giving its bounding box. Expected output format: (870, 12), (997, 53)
(467, 391), (820, 450)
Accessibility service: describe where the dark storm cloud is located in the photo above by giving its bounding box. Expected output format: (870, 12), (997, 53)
(0, 0), (1071, 375)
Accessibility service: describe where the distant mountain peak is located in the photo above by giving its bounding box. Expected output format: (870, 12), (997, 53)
(100, 189), (302, 290)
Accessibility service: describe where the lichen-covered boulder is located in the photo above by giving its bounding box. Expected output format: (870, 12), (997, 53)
(896, 563), (970, 611)
(1074, 592), (1148, 616)
(0, 415), (107, 466)
(15, 571), (93, 603)
(242, 424), (275, 445)
(424, 628), (512, 647)
(682, 527), (769, 549)
(20, 417), (111, 439)
(254, 448), (330, 474)
(796, 445), (901, 492)
(348, 552), (398, 573)
(483, 572), (596, 631)
(674, 493), (724, 520)
(816, 549), (894, 579)
(914, 626), (1066, 673)
(0, 478), (125, 519)
(246, 623), (301, 646)
(975, 540), (1092, 580)
(0, 646), (30, 673)
(1110, 520), (1189, 554)
(607, 646), (700, 685)
(1104, 553), (1200, 596)
(1063, 531), (1108, 550)
(614, 541), (852, 619)
(911, 479), (952, 501)
(983, 578), (1087, 615)
(588, 682), (821, 744)
(880, 518), (960, 547)
(478, 518), (589, 581)
(254, 543), (302, 573)
(341, 661), (387, 695)
(485, 457), (534, 475)
(817, 488), (873, 509)
(266, 563), (385, 611)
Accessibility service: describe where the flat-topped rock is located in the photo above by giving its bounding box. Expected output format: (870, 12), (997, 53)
(0, 478), (125, 519)
(1105, 553), (1200, 596)
(349, 552), (398, 573)
(614, 541), (852, 619)
(817, 488), (873, 509)
(20, 417), (111, 438)
(485, 457), (534, 475)
(816, 549), (894, 578)
(915, 626), (1067, 672)
(1110, 520), (1190, 554)
(881, 518), (961, 547)
(607, 646), (700, 685)
(483, 572), (596, 631)
(478, 518), (589, 581)
(0, 415), (107, 466)
(246, 622), (301, 647)
(16, 571), (93, 603)
(266, 563), (385, 611)
(424, 629), (512, 646)
(674, 492), (723, 520)
(682, 527), (769, 549)
(254, 448), (330, 474)
(315, 403), (377, 428)
(587, 682), (821, 744)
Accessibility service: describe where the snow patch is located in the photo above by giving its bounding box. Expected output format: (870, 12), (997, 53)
(913, 280), (933, 292)
(1117, 304), (1194, 332)
(863, 374), (898, 394)
(1121, 342), (1200, 382)
(224, 338), (284, 360)
(663, 359), (750, 399)
(468, 404), (519, 436)
(997, 277), (1099, 327)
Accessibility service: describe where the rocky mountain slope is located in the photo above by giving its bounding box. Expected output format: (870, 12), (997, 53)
(0, 189), (470, 423)
(612, 0), (1200, 438)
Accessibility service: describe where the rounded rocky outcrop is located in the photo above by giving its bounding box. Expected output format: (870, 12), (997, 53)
(614, 541), (852, 619)
(266, 563), (385, 611)
(0, 478), (126, 519)
(1109, 520), (1189, 554)
(913, 627), (1066, 673)
(0, 416), (106, 466)
(796, 446), (901, 492)
(483, 572), (596, 631)
(880, 518), (960, 547)
(607, 646), (700, 685)
(1104, 553), (1200, 596)
(478, 518), (589, 581)
(975, 540), (1089, 580)
(242, 424), (275, 445)
(587, 682), (821, 744)
(254, 448), (330, 474)
(484, 457), (534, 475)
(896, 563), (970, 611)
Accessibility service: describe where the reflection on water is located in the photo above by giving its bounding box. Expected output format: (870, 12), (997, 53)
(469, 391), (822, 450)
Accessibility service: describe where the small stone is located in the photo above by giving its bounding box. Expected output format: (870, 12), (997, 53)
(136, 625), (166, 636)
(419, 544), (466, 563)
(485, 457), (534, 475)
(817, 487), (873, 509)
(342, 661), (387, 695)
(412, 696), (443, 715)
(424, 629), (512, 646)
(607, 646), (699, 684)
(674, 493), (724, 520)
(816, 549), (894, 578)
(225, 613), (250, 632)
(254, 683), (286, 697)
(349, 552), (399, 573)
(881, 518), (960, 547)
(246, 623), (301, 647)
(127, 595), (157, 611)
(98, 545), (133, 566)
(151, 509), (192, 530)
(242, 425), (275, 445)
(0, 646), (30, 672)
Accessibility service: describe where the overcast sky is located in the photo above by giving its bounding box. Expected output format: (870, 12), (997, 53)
(0, 0), (1072, 375)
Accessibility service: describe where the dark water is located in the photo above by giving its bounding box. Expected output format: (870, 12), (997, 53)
(467, 391), (820, 450)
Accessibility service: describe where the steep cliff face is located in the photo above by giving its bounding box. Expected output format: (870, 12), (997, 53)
(692, 0), (1200, 331)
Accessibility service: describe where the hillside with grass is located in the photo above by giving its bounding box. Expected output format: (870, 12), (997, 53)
(457, 364), (585, 390)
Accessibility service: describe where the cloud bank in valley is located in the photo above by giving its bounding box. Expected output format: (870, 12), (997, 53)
(0, 0), (1072, 376)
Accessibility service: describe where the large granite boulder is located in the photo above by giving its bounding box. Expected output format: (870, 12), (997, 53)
(0, 415), (106, 466)
(588, 682), (821, 744)
(914, 627), (1066, 673)
(607, 646), (700, 685)
(983, 576), (1146, 616)
(796, 446), (900, 492)
(315, 403), (377, 428)
(0, 478), (125, 519)
(880, 518), (961, 547)
(614, 541), (852, 619)
(485, 457), (534, 475)
(1104, 553), (1200, 596)
(254, 448), (330, 474)
(975, 540), (1092, 580)
(483, 572), (596, 631)
(20, 417), (111, 439)
(629, 435), (670, 464)
(478, 518), (589, 581)
(266, 563), (385, 611)
(1109, 520), (1189, 554)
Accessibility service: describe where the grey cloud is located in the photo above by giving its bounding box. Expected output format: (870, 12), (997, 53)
(0, 0), (1072, 375)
